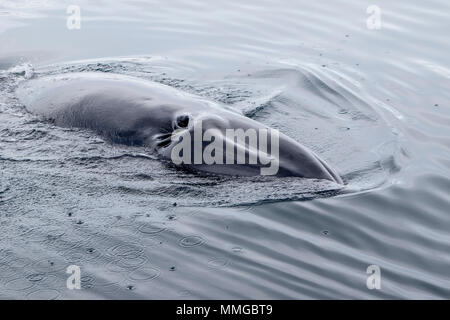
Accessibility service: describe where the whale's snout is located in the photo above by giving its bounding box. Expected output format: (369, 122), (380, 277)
(160, 113), (343, 183)
(314, 155), (343, 184)
(275, 135), (343, 184)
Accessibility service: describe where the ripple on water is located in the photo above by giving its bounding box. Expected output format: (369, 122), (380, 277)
(31, 257), (68, 273)
(3, 257), (32, 269)
(62, 249), (85, 263)
(138, 223), (167, 235)
(26, 289), (61, 300)
(94, 282), (122, 294)
(107, 243), (144, 258)
(106, 255), (149, 273)
(4, 278), (34, 291)
(179, 235), (206, 248)
(128, 266), (161, 282)
(207, 257), (229, 269)
(19, 226), (66, 243)
(81, 275), (95, 289)
(25, 273), (47, 283)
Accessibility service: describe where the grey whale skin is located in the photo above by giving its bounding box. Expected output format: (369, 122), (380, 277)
(16, 72), (342, 183)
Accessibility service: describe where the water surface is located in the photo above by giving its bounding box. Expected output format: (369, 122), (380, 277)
(0, 0), (449, 299)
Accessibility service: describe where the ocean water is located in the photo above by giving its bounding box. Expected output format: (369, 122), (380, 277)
(0, 0), (449, 299)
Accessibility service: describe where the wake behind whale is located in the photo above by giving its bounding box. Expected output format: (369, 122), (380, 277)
(16, 72), (342, 183)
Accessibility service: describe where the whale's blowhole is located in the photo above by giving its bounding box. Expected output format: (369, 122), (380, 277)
(176, 114), (190, 128)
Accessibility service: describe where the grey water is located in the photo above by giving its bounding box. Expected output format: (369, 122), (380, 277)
(0, 0), (449, 299)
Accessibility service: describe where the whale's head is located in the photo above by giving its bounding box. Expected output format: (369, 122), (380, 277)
(144, 106), (343, 184)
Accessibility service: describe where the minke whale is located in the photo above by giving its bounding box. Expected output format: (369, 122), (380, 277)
(16, 72), (342, 183)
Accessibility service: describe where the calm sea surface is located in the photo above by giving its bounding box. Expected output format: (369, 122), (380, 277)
(0, 0), (449, 299)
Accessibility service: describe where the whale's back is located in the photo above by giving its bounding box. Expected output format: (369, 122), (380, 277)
(15, 73), (189, 145)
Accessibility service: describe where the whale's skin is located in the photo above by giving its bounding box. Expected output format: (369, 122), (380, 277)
(16, 72), (343, 183)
